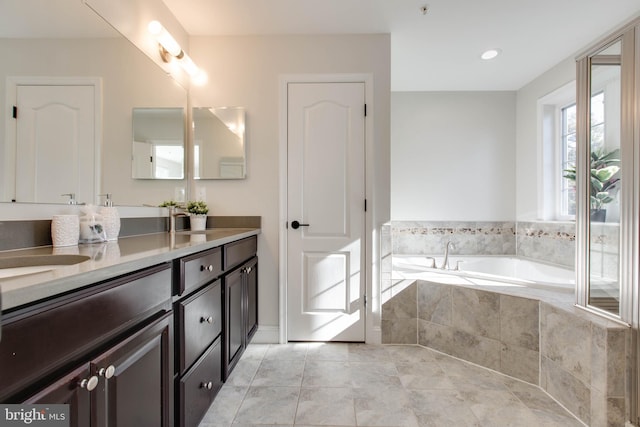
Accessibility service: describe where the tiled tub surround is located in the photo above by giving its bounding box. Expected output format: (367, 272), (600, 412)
(516, 221), (576, 268)
(391, 221), (517, 256)
(382, 279), (629, 427)
(390, 220), (576, 268)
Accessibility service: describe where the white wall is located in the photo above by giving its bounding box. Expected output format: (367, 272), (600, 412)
(189, 34), (391, 333)
(391, 91), (516, 221)
(515, 57), (575, 220)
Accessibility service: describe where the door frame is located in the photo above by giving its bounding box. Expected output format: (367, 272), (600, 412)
(3, 76), (102, 203)
(278, 73), (374, 344)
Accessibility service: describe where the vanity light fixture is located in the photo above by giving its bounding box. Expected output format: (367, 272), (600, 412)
(148, 20), (207, 84)
(480, 48), (501, 60)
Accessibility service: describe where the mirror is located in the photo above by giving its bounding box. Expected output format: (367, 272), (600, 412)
(193, 107), (246, 179)
(588, 40), (622, 315)
(132, 108), (185, 179)
(0, 0), (188, 206)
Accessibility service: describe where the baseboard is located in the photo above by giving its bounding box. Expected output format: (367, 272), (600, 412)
(250, 325), (381, 344)
(250, 325), (280, 344)
(367, 326), (382, 344)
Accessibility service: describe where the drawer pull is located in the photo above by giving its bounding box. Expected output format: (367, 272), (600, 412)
(79, 376), (99, 391)
(200, 316), (214, 324)
(98, 365), (116, 379)
(200, 264), (214, 272)
(201, 381), (213, 390)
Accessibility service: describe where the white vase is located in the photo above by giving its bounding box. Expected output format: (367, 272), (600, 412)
(190, 214), (207, 231)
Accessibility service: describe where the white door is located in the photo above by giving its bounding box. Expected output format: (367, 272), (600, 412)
(286, 82), (366, 342)
(132, 140), (154, 179)
(15, 85), (96, 204)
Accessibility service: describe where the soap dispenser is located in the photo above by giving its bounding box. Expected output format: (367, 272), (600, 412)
(99, 193), (121, 241)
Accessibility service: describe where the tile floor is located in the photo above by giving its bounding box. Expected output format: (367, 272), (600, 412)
(198, 343), (585, 427)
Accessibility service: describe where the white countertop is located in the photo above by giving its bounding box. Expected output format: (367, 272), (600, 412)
(0, 228), (260, 311)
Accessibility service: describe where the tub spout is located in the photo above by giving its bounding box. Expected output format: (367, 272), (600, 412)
(439, 241), (456, 270)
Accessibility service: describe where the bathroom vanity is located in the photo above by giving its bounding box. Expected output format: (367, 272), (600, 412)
(0, 228), (259, 427)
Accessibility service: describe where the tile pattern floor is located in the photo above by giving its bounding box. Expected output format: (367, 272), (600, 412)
(199, 343), (585, 427)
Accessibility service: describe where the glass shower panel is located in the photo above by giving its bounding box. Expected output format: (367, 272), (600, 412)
(588, 41), (622, 314)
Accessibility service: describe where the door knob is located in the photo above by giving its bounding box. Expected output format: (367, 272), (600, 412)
(291, 220), (310, 230)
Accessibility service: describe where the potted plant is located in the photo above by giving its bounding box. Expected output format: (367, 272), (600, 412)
(159, 200), (180, 208)
(186, 200), (209, 230)
(564, 148), (620, 222)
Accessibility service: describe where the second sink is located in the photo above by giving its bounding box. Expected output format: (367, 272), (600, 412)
(0, 255), (90, 279)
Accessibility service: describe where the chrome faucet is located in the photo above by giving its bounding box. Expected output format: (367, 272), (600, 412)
(439, 241), (456, 270)
(61, 193), (77, 205)
(168, 206), (188, 233)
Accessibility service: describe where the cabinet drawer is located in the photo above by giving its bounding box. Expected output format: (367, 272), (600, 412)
(179, 338), (222, 427)
(176, 247), (222, 296)
(176, 281), (222, 373)
(223, 236), (257, 271)
(0, 264), (172, 401)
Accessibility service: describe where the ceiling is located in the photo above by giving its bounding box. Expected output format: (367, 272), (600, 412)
(162, 0), (640, 91)
(3, 0), (640, 91)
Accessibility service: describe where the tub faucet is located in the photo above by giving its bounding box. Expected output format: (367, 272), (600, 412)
(439, 241), (456, 270)
(168, 205), (188, 233)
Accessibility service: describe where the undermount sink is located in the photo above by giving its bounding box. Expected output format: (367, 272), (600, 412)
(0, 255), (90, 279)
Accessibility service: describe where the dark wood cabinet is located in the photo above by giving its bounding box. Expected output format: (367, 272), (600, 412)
(176, 281), (222, 373)
(224, 255), (258, 380)
(225, 267), (244, 376)
(24, 364), (92, 427)
(178, 337), (222, 427)
(14, 265), (174, 427)
(174, 250), (226, 427)
(91, 312), (172, 427)
(26, 313), (172, 427)
(244, 257), (258, 342)
(174, 246), (222, 296)
(0, 265), (172, 402)
(2, 232), (258, 427)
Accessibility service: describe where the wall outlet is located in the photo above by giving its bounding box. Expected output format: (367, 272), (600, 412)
(174, 187), (185, 203)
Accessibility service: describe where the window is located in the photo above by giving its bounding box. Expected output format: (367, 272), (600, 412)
(538, 80), (576, 221)
(559, 92), (605, 219)
(560, 103), (577, 217)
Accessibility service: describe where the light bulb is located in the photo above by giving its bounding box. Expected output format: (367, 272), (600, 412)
(148, 20), (182, 57)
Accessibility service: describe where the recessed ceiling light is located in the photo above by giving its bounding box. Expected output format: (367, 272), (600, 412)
(481, 49), (501, 60)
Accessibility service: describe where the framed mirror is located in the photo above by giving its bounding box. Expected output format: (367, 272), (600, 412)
(193, 107), (246, 179)
(132, 108), (185, 179)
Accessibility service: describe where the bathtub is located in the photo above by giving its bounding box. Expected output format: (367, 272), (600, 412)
(392, 255), (575, 290)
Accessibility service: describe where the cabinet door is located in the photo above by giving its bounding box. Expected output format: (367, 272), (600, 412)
(24, 364), (92, 427)
(92, 312), (173, 427)
(224, 268), (244, 378)
(244, 257), (258, 342)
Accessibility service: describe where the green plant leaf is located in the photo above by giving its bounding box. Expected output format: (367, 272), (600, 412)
(593, 165), (619, 182)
